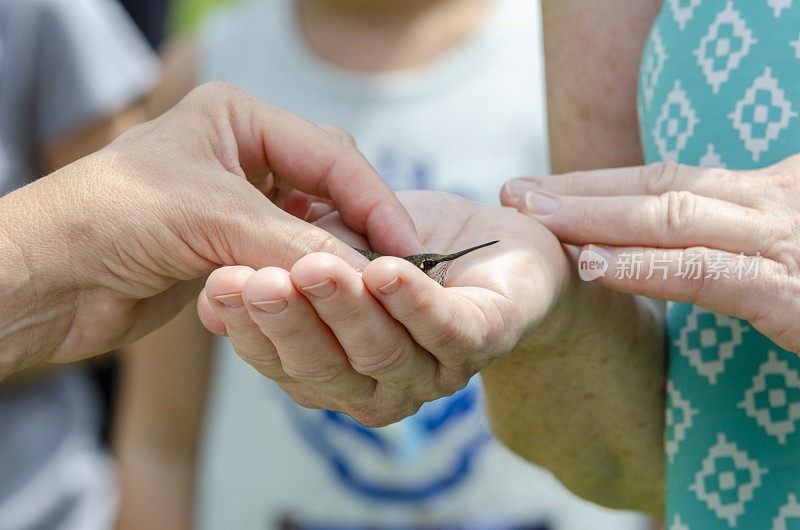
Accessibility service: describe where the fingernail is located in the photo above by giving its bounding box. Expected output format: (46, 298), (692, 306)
(378, 277), (401, 294)
(304, 202), (333, 222)
(522, 191), (559, 216)
(250, 298), (288, 314)
(504, 178), (540, 198)
(301, 279), (336, 298)
(214, 293), (244, 308)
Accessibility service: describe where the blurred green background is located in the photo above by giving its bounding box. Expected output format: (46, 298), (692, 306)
(169, 0), (236, 34)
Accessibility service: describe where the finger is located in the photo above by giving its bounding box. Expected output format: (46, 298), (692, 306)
(304, 201), (335, 223)
(318, 124), (357, 145)
(518, 190), (784, 256)
(313, 212), (369, 249)
(206, 184), (372, 270)
(502, 163), (760, 207)
(241, 266), (376, 400)
(193, 83), (422, 256)
(362, 257), (493, 376)
(276, 188), (335, 222)
(280, 189), (326, 220)
(289, 253), (440, 393)
(579, 244), (782, 328)
(197, 287), (227, 336)
(204, 266), (287, 381)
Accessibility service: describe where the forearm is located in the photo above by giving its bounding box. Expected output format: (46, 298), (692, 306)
(115, 446), (198, 530)
(542, 0), (661, 172)
(482, 262), (665, 518)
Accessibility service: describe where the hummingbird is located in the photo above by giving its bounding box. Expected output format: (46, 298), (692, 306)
(355, 240), (499, 285)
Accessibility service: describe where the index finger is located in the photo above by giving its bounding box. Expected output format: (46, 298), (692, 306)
(502, 162), (759, 207)
(196, 83), (422, 257)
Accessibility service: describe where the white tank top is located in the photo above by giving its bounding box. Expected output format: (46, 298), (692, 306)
(196, 1), (652, 528)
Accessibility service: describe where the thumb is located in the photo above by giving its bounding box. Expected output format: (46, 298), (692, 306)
(201, 184), (370, 271)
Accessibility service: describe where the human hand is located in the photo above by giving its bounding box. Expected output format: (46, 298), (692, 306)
(202, 191), (572, 426)
(0, 82), (420, 376)
(502, 156), (800, 354)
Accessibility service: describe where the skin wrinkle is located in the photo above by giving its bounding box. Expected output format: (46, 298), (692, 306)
(349, 342), (410, 379)
(1, 247), (44, 374)
(642, 160), (680, 195)
(282, 358), (348, 383)
(16, 175), (85, 370)
(119, 187), (196, 283)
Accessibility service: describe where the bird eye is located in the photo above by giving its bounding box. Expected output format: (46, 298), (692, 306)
(420, 260), (436, 271)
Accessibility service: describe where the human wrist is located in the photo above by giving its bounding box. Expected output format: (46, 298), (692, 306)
(0, 207), (35, 377)
(0, 173), (82, 377)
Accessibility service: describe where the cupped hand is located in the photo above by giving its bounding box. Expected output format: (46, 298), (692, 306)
(502, 156), (800, 353)
(203, 191), (572, 426)
(0, 82), (420, 376)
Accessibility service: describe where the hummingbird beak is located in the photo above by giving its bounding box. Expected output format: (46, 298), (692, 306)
(442, 240), (500, 262)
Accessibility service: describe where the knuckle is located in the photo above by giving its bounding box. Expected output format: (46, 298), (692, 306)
(290, 393), (326, 410)
(242, 349), (281, 368)
(191, 81), (238, 100)
(349, 408), (397, 428)
(772, 168), (800, 192)
(772, 242), (800, 276)
(281, 359), (346, 383)
(239, 347), (288, 381)
(642, 161), (681, 195)
(182, 81), (233, 110)
(309, 231), (341, 256)
(658, 190), (697, 235)
(430, 320), (463, 351)
(346, 389), (424, 428)
(287, 231), (341, 264)
(349, 344), (409, 378)
(562, 172), (579, 195)
(465, 352), (494, 375)
(433, 365), (471, 398)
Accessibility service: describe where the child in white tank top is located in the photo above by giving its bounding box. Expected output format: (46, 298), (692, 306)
(115, 1), (654, 528)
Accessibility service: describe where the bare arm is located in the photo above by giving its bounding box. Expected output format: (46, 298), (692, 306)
(41, 103), (150, 174)
(482, 275), (666, 516)
(3, 70), (151, 381)
(482, 0), (666, 518)
(113, 304), (213, 530)
(146, 35), (199, 118)
(543, 0), (657, 172)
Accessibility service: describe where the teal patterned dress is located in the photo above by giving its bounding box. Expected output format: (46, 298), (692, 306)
(638, 1), (800, 528)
